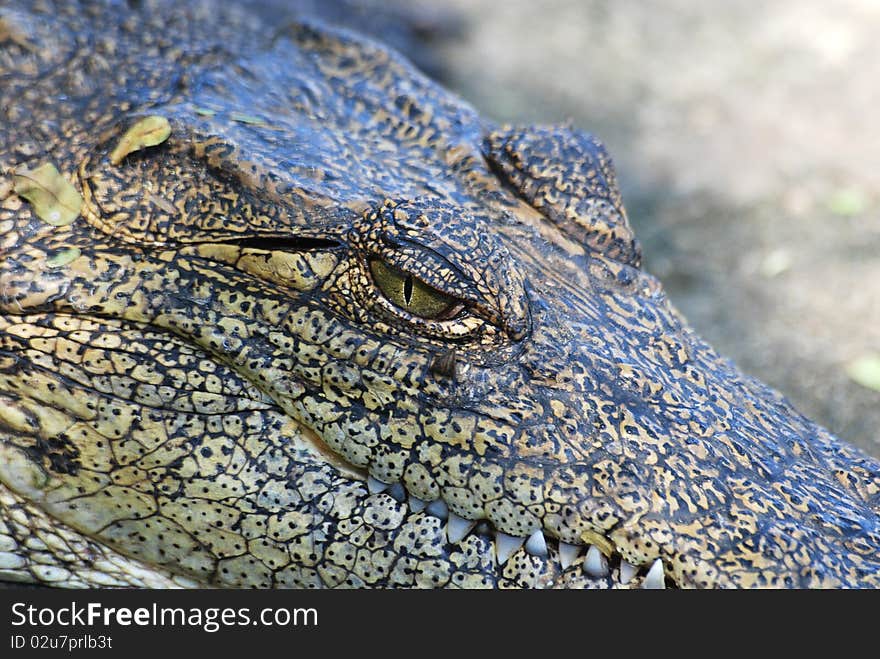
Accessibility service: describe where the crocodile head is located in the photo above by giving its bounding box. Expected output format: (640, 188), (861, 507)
(1, 0), (879, 589)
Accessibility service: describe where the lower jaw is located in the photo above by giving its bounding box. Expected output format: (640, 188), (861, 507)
(0, 314), (672, 588)
(0, 479), (198, 588)
(0, 477), (669, 589)
(258, 424), (673, 588)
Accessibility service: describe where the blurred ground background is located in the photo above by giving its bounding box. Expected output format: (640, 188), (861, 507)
(407, 0), (880, 457)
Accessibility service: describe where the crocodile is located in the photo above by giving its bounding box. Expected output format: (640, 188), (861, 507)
(1, 0), (879, 590)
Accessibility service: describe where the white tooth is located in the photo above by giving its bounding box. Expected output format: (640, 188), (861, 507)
(388, 483), (406, 502)
(367, 476), (389, 494)
(583, 545), (610, 578)
(495, 532), (525, 565)
(524, 530), (548, 557)
(619, 560), (639, 584)
(446, 512), (476, 544)
(426, 499), (448, 521)
(559, 542), (581, 569)
(408, 496), (427, 512)
(642, 558), (666, 589)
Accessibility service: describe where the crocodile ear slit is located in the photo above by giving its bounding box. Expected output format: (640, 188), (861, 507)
(429, 349), (457, 380)
(484, 125), (642, 268)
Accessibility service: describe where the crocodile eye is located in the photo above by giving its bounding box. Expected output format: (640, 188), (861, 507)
(369, 259), (460, 319)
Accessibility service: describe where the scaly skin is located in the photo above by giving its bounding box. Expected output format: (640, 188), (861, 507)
(1, 0), (879, 589)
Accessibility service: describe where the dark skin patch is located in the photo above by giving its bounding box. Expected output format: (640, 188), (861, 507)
(430, 349), (457, 381)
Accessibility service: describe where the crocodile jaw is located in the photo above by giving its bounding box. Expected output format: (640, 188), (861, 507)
(2, 0), (880, 590)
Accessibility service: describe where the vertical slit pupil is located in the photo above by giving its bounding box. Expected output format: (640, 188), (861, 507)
(403, 275), (414, 306)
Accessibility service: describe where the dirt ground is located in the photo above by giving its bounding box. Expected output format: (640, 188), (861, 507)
(417, 0), (880, 457)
